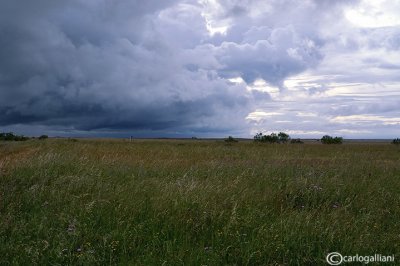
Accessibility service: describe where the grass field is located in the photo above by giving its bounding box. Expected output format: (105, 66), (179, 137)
(1, 139), (399, 265)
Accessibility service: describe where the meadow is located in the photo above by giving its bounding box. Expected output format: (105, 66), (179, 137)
(0, 139), (399, 265)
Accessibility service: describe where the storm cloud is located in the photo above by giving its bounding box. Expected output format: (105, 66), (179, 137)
(0, 0), (399, 137)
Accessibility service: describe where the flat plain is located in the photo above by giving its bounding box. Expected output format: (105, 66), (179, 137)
(1, 139), (399, 265)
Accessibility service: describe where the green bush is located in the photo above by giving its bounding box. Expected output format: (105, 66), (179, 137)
(254, 132), (291, 143)
(392, 138), (400, 145)
(278, 132), (290, 143)
(254, 132), (263, 142)
(321, 135), (343, 144)
(38, 135), (48, 140)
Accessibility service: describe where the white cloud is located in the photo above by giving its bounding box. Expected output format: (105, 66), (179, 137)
(331, 115), (400, 125)
(345, 0), (400, 28)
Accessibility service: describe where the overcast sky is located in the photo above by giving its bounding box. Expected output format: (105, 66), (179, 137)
(1, 0), (399, 138)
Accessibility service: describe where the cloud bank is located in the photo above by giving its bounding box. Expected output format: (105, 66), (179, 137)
(0, 0), (399, 138)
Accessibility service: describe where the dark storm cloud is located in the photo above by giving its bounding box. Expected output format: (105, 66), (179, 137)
(0, 0), (253, 134)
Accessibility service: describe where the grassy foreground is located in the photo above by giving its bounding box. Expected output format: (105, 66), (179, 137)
(1, 139), (399, 265)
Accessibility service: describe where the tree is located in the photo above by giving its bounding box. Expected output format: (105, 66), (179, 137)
(0, 132), (29, 141)
(38, 135), (48, 140)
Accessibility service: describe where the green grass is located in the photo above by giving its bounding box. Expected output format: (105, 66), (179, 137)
(1, 139), (399, 265)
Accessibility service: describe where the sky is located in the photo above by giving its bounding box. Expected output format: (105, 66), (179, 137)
(0, 0), (400, 138)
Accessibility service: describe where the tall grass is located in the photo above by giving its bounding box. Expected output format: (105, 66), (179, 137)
(1, 139), (399, 265)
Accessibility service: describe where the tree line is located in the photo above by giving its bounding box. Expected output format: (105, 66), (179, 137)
(225, 133), (400, 145)
(252, 132), (344, 144)
(1, 131), (400, 144)
(0, 132), (48, 141)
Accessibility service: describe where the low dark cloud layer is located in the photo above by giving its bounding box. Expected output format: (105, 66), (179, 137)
(1, 0), (399, 137)
(0, 0), (252, 135)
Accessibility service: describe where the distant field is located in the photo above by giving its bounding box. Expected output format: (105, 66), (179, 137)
(1, 139), (399, 265)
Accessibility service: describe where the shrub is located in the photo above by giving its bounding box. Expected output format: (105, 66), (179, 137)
(392, 138), (400, 145)
(38, 135), (48, 140)
(278, 132), (290, 143)
(321, 135), (332, 144)
(254, 132), (263, 142)
(334, 137), (343, 144)
(254, 132), (290, 143)
(225, 136), (238, 143)
(265, 133), (279, 143)
(321, 135), (343, 144)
